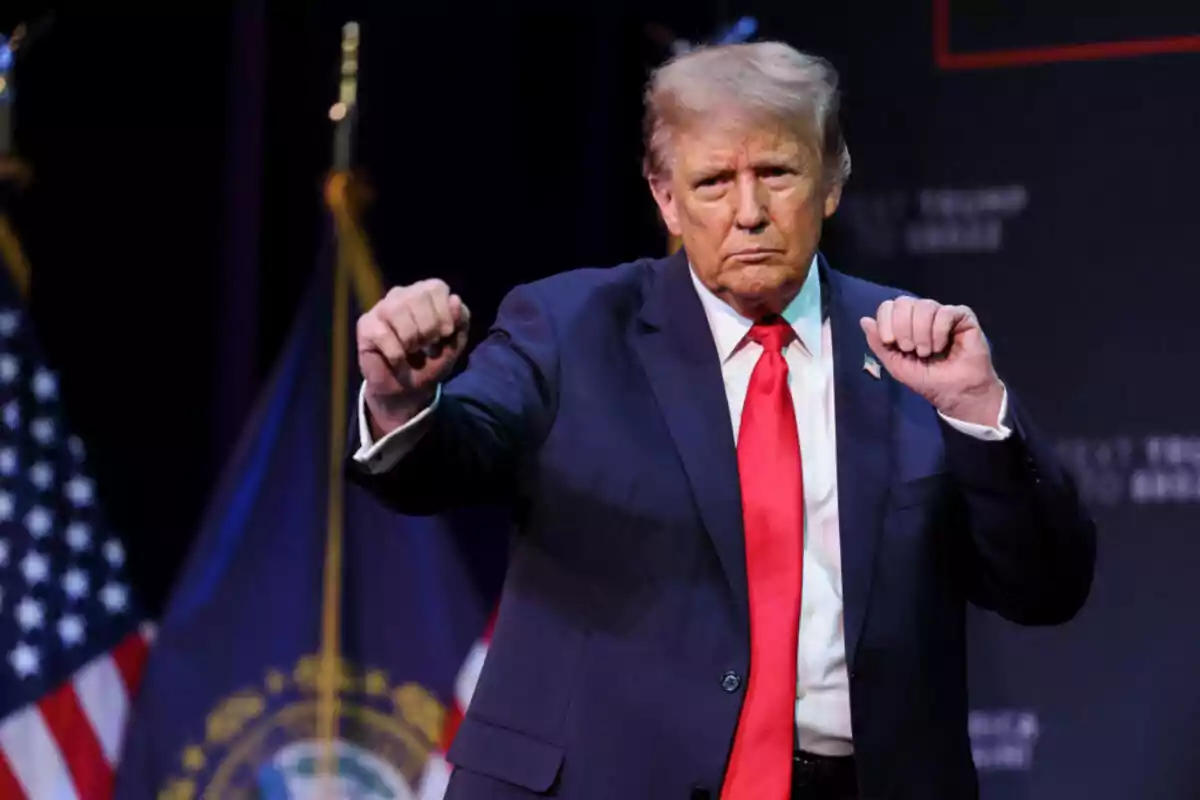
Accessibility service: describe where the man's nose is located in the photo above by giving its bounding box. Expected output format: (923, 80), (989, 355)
(733, 175), (768, 231)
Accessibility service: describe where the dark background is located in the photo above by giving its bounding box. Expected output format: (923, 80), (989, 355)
(3, 0), (1200, 796)
(1, 0), (748, 616)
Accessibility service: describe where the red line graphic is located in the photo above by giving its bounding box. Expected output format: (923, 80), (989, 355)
(934, 0), (1200, 70)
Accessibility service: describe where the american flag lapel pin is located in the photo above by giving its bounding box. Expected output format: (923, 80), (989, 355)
(863, 354), (881, 379)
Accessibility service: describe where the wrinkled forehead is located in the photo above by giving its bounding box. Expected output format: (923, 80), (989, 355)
(665, 111), (823, 174)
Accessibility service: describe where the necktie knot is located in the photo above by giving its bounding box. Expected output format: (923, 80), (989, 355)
(747, 317), (794, 355)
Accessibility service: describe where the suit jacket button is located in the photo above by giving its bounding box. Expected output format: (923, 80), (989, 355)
(721, 670), (741, 693)
(690, 787), (712, 800)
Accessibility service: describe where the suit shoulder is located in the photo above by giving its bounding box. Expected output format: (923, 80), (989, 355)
(830, 268), (915, 304)
(520, 257), (656, 296)
(824, 265), (920, 322)
(504, 257), (658, 319)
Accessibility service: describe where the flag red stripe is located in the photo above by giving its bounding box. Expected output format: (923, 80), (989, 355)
(441, 702), (464, 752)
(482, 611), (497, 642)
(0, 749), (28, 799)
(112, 631), (150, 696)
(37, 683), (113, 798)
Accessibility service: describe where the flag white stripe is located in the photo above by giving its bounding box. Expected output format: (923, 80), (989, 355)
(74, 655), (128, 765)
(454, 641), (488, 710)
(418, 753), (453, 800)
(0, 703), (79, 800)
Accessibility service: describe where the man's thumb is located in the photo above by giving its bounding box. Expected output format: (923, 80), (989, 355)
(860, 316), (887, 361)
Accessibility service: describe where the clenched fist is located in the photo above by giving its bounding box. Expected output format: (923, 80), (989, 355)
(860, 297), (1005, 427)
(357, 279), (470, 435)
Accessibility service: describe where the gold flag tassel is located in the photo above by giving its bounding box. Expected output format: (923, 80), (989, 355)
(0, 212), (32, 297)
(324, 169), (384, 311)
(1, 23), (33, 298)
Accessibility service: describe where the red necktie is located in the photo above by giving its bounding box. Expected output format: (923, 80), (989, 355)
(721, 318), (804, 800)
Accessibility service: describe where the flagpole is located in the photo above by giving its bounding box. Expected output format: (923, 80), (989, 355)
(317, 19), (361, 794)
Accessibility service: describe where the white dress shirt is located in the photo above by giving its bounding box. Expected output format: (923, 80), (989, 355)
(353, 256), (1011, 756)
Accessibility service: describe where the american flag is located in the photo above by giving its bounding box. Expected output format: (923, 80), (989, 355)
(419, 614), (494, 798)
(0, 296), (152, 799)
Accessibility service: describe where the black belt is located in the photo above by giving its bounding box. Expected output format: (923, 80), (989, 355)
(792, 749), (857, 800)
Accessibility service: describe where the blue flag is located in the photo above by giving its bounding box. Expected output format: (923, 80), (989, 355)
(113, 240), (507, 799)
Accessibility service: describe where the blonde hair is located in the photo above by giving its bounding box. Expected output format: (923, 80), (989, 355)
(642, 41), (852, 186)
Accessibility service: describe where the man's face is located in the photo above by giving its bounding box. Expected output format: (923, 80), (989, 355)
(649, 118), (842, 317)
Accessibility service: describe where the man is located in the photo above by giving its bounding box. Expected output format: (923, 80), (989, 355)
(347, 42), (1095, 800)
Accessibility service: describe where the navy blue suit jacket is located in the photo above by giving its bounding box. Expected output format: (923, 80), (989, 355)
(346, 251), (1096, 800)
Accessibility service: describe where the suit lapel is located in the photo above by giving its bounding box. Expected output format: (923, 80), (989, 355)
(629, 252), (895, 654)
(631, 252), (749, 625)
(823, 257), (893, 668)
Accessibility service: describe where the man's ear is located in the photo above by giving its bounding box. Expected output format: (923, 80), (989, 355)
(822, 179), (843, 219)
(648, 176), (683, 237)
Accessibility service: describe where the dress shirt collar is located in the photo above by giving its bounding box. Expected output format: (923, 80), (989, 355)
(688, 253), (823, 363)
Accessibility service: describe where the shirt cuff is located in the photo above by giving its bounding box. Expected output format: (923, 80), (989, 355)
(937, 386), (1012, 442)
(353, 382), (441, 473)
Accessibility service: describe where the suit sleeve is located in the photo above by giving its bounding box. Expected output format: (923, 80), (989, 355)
(941, 391), (1097, 625)
(344, 282), (560, 515)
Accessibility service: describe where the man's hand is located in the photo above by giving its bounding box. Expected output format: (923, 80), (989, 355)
(860, 297), (1004, 427)
(357, 279), (470, 436)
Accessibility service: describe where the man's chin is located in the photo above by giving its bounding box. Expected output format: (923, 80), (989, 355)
(720, 278), (800, 317)
(724, 265), (798, 298)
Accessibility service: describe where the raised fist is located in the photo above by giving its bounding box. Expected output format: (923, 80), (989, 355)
(356, 279), (470, 434)
(860, 296), (1004, 427)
